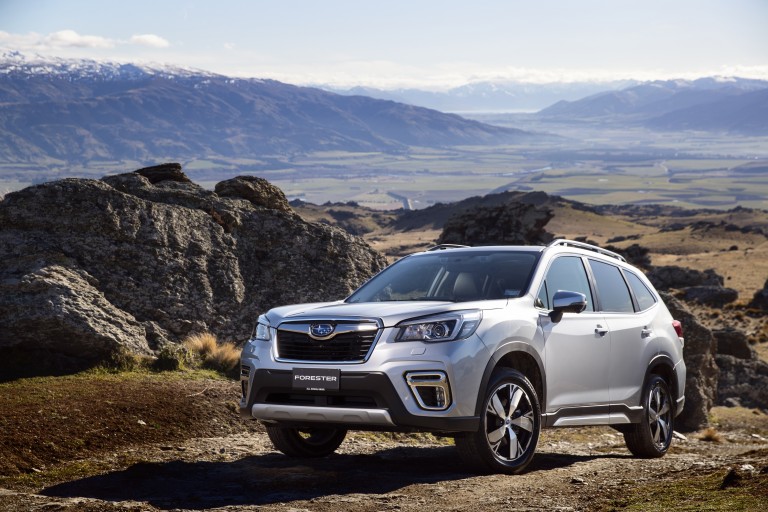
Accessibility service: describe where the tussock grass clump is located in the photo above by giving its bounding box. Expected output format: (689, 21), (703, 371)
(699, 427), (723, 443)
(183, 332), (240, 378)
(184, 332), (219, 358)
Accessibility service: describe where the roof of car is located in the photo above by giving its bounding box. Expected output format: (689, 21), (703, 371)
(424, 239), (626, 263)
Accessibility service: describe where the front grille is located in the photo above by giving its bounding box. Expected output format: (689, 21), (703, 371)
(276, 326), (378, 362)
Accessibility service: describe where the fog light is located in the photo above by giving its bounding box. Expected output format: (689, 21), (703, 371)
(405, 372), (451, 411)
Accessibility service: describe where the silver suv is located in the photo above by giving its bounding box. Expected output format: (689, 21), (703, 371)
(239, 240), (686, 474)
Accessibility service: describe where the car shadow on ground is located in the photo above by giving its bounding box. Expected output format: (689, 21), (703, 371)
(41, 446), (620, 510)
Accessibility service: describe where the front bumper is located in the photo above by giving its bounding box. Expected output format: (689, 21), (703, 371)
(239, 368), (480, 432)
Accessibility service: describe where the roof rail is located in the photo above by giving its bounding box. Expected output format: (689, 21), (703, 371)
(547, 239), (626, 262)
(427, 244), (470, 252)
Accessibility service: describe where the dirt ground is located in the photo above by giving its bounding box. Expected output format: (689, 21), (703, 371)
(1, 373), (767, 512)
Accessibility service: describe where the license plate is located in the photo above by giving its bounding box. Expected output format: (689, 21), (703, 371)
(292, 368), (340, 391)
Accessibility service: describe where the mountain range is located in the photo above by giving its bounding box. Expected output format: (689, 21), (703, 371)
(323, 80), (638, 113)
(0, 53), (529, 165)
(2, 52), (767, 172)
(538, 77), (768, 134)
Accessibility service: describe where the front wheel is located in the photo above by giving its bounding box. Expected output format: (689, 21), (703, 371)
(265, 425), (347, 458)
(455, 368), (541, 474)
(623, 374), (674, 457)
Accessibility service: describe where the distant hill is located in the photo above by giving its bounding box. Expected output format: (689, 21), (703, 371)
(0, 53), (532, 165)
(537, 77), (768, 134)
(324, 80), (637, 113)
(646, 87), (768, 134)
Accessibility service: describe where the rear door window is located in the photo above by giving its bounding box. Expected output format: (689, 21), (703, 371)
(589, 259), (635, 313)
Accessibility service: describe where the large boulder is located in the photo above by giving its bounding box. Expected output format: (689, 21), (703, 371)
(749, 279), (768, 311)
(660, 293), (718, 431)
(437, 202), (553, 246)
(214, 176), (292, 213)
(714, 328), (756, 360)
(0, 168), (387, 376)
(647, 266), (723, 291)
(715, 355), (768, 409)
(681, 286), (739, 307)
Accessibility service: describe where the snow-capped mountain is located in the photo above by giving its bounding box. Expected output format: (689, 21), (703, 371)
(0, 52), (532, 165)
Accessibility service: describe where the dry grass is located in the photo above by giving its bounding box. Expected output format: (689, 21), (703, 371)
(183, 332), (240, 375)
(184, 332), (219, 357)
(699, 427), (724, 443)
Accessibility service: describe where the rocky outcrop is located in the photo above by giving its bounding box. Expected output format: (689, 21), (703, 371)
(680, 286), (739, 307)
(714, 328), (756, 360)
(713, 328), (768, 409)
(644, 264), (738, 307)
(647, 266), (723, 290)
(715, 356), (768, 409)
(0, 166), (387, 376)
(214, 176), (292, 213)
(437, 202), (554, 246)
(749, 279), (768, 311)
(661, 293), (719, 431)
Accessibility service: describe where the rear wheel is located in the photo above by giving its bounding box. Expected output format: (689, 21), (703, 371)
(455, 368), (540, 474)
(623, 374), (673, 457)
(265, 425), (347, 457)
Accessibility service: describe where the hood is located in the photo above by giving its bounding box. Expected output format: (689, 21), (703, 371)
(265, 300), (507, 328)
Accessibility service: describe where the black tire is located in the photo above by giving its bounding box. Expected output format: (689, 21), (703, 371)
(623, 374), (674, 458)
(455, 368), (541, 474)
(265, 425), (347, 458)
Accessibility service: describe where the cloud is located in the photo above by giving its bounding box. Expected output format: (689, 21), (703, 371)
(130, 34), (170, 48)
(0, 30), (171, 53)
(45, 30), (114, 49)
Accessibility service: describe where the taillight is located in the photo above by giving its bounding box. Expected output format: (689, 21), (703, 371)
(672, 320), (684, 345)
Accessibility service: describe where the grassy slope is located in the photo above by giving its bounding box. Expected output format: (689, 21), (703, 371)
(0, 370), (257, 479)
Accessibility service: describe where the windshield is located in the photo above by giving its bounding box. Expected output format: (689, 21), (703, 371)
(347, 250), (540, 303)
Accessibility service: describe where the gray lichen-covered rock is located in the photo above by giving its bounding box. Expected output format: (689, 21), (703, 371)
(661, 292), (718, 431)
(0, 263), (149, 365)
(0, 168), (387, 376)
(214, 176), (292, 213)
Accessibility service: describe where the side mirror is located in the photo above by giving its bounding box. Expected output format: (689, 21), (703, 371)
(549, 290), (587, 323)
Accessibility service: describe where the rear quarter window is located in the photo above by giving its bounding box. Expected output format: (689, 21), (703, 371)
(625, 270), (657, 311)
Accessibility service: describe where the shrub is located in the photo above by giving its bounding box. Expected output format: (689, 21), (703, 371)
(153, 343), (195, 371)
(104, 348), (151, 372)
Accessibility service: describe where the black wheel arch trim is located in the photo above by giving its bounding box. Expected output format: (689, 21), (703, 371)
(474, 342), (546, 418)
(644, 354), (681, 415)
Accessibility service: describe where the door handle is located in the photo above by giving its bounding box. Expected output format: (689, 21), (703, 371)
(641, 328), (653, 338)
(595, 325), (609, 336)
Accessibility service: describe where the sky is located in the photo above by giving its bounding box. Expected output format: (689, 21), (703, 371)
(1, 0), (767, 89)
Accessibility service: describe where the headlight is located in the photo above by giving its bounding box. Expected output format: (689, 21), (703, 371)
(254, 315), (272, 342)
(395, 310), (482, 343)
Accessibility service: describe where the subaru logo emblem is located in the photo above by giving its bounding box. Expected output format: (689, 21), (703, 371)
(309, 323), (335, 339)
